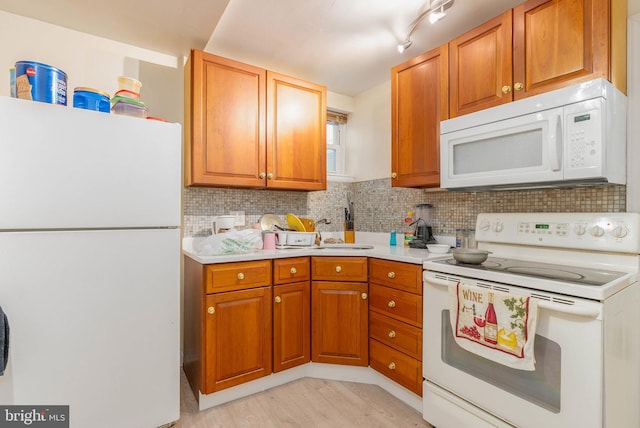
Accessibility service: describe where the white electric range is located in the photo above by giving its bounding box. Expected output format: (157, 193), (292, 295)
(422, 212), (640, 428)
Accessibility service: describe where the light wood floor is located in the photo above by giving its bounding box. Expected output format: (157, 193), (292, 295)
(175, 370), (433, 428)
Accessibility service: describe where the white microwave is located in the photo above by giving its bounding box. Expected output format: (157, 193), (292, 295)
(440, 78), (627, 191)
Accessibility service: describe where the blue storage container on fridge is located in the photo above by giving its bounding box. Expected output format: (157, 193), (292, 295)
(14, 61), (67, 105)
(73, 87), (111, 113)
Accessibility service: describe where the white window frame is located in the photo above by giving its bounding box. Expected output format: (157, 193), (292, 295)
(327, 119), (346, 176)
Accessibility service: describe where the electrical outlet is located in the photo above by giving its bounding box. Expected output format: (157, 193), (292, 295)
(230, 211), (245, 227)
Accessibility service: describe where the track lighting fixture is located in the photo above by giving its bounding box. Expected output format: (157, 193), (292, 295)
(397, 0), (454, 53)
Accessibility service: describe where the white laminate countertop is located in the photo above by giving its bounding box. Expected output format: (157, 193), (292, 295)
(182, 232), (455, 265)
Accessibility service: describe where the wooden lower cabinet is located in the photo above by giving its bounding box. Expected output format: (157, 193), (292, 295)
(204, 287), (272, 393)
(183, 257), (273, 397)
(273, 281), (310, 372)
(311, 256), (369, 366)
(368, 258), (423, 396)
(311, 280), (369, 366)
(370, 339), (422, 396)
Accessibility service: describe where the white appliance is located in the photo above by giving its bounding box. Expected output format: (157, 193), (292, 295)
(0, 97), (181, 427)
(422, 213), (640, 428)
(440, 78), (627, 191)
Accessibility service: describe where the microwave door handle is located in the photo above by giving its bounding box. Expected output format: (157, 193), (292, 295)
(549, 114), (562, 171)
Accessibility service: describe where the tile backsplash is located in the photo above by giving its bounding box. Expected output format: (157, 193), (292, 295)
(183, 179), (626, 237)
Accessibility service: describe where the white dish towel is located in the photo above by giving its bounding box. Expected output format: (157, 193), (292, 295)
(449, 282), (539, 371)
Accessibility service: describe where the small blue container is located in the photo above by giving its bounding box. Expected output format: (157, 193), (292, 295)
(14, 61), (67, 105)
(73, 87), (111, 113)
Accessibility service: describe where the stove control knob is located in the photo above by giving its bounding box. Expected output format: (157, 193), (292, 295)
(612, 226), (628, 239)
(494, 222), (504, 233)
(590, 225), (605, 237)
(479, 220), (491, 231)
(574, 224), (586, 236)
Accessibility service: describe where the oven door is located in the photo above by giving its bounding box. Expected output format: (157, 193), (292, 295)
(423, 271), (604, 428)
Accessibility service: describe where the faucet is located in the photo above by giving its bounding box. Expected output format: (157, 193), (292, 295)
(315, 218), (331, 244)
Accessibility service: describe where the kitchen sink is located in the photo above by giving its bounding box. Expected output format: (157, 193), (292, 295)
(315, 244), (374, 250)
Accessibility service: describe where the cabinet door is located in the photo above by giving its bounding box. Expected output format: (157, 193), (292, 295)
(203, 287), (272, 393)
(449, 10), (513, 117)
(185, 50), (266, 187)
(512, 0), (612, 99)
(266, 71), (327, 190)
(273, 281), (311, 372)
(311, 281), (368, 366)
(391, 45), (448, 188)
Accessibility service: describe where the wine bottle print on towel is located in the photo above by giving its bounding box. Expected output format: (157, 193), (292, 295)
(454, 283), (532, 359)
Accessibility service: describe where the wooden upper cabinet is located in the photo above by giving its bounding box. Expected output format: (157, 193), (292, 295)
(185, 50), (266, 187)
(267, 72), (327, 190)
(449, 10), (513, 118)
(391, 45), (448, 188)
(513, 0), (625, 99)
(450, 0), (626, 117)
(185, 50), (327, 190)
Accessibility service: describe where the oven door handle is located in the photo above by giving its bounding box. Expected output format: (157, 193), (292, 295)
(536, 300), (600, 319)
(425, 276), (601, 319)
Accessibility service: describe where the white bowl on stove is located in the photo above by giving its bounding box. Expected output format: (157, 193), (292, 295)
(427, 244), (450, 254)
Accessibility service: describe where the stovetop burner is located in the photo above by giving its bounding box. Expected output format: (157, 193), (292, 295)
(439, 257), (624, 286)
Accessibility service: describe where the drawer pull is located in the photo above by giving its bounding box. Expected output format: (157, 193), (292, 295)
(335, 265), (342, 273)
(502, 85), (512, 94)
(207, 306), (215, 315)
(361, 292), (368, 300)
(388, 362), (396, 370)
(290, 267), (297, 274)
(387, 271), (396, 279)
(514, 82), (524, 91)
(388, 300), (396, 308)
(388, 330), (396, 338)
(237, 272), (245, 280)
(275, 296), (282, 303)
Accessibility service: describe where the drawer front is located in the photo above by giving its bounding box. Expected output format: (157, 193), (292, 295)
(312, 256), (368, 282)
(273, 257), (311, 285)
(370, 339), (422, 396)
(369, 311), (422, 360)
(369, 283), (422, 327)
(206, 260), (272, 293)
(369, 258), (422, 294)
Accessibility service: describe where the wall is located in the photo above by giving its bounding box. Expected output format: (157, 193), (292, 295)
(345, 81), (392, 181)
(627, 13), (640, 212)
(0, 10), (180, 119)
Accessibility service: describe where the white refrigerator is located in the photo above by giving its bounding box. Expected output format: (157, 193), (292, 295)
(0, 96), (181, 427)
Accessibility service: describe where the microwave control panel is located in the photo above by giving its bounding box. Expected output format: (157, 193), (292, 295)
(564, 99), (603, 172)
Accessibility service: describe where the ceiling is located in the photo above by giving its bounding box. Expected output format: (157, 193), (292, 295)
(0, 0), (522, 96)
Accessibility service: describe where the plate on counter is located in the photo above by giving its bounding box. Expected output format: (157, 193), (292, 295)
(286, 213), (307, 232)
(259, 213), (286, 231)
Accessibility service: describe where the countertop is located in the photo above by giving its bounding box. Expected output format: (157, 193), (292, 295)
(182, 232), (455, 265)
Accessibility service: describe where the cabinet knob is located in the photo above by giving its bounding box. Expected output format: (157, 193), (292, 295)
(275, 296), (282, 303)
(361, 292), (368, 300)
(237, 272), (245, 280)
(335, 265), (342, 273)
(387, 271), (396, 279)
(388, 362), (396, 370)
(388, 300), (396, 308)
(290, 267), (297, 274)
(207, 306), (215, 315)
(514, 82), (524, 91)
(391, 172), (397, 179)
(267, 173), (274, 180)
(388, 330), (396, 338)
(501, 85), (512, 94)
(259, 172), (266, 179)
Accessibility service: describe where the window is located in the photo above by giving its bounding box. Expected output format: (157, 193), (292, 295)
(327, 110), (347, 175)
